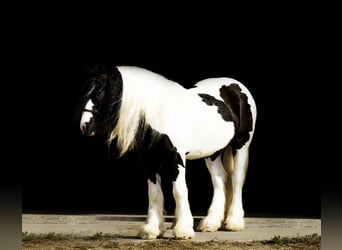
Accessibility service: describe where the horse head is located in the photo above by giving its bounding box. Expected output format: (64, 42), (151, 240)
(79, 65), (123, 138)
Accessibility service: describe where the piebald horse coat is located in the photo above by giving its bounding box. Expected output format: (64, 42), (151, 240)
(79, 65), (257, 239)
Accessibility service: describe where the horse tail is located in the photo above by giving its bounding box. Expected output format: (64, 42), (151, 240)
(222, 146), (234, 174)
(219, 84), (254, 151)
(222, 146), (234, 211)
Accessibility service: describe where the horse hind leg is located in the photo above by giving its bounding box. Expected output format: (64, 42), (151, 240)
(197, 153), (227, 232)
(222, 145), (249, 231)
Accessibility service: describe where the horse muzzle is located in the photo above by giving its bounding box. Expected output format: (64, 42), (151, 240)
(81, 126), (96, 136)
(80, 120), (96, 136)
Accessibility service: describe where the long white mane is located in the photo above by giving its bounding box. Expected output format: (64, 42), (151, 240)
(109, 66), (185, 156)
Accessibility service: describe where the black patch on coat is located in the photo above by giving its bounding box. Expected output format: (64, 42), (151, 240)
(219, 84), (253, 150)
(198, 94), (236, 122)
(137, 123), (184, 184)
(198, 83), (253, 151)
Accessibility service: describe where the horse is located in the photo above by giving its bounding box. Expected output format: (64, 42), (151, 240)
(77, 64), (257, 239)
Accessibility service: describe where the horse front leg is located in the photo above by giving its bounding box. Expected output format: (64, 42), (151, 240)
(138, 174), (164, 239)
(172, 165), (195, 239)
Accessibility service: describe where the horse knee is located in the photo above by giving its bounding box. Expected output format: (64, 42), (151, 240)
(172, 182), (188, 201)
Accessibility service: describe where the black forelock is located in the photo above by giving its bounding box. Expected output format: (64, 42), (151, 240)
(96, 65), (123, 137)
(74, 64), (123, 137)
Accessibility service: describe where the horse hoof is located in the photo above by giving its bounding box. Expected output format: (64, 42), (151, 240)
(138, 224), (160, 239)
(173, 226), (195, 239)
(196, 218), (221, 232)
(224, 216), (245, 231)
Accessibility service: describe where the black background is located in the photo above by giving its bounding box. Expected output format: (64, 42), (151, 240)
(21, 12), (321, 218)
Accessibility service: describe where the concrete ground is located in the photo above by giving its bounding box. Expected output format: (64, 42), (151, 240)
(22, 214), (321, 242)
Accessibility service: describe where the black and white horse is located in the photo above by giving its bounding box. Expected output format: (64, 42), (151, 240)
(78, 65), (257, 239)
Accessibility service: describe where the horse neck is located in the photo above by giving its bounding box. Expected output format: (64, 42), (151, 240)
(110, 68), (183, 155)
